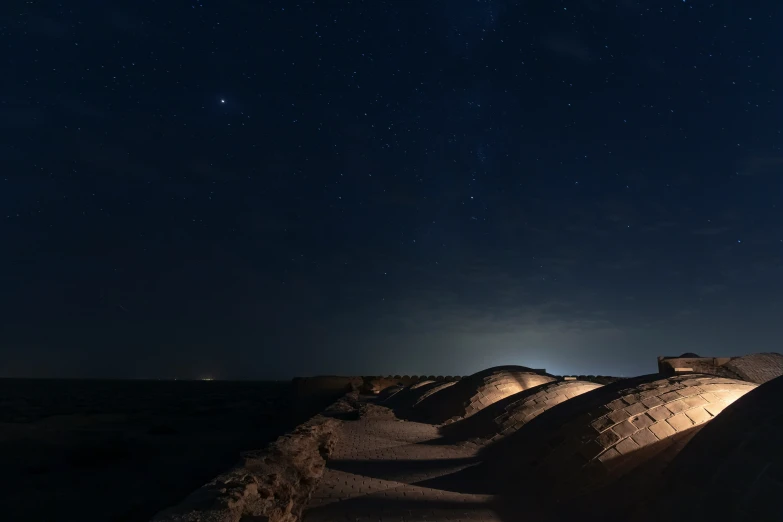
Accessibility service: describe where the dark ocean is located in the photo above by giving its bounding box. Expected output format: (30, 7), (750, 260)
(0, 378), (322, 522)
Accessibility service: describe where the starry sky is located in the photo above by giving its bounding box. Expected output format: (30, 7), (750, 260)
(1, 1), (781, 380)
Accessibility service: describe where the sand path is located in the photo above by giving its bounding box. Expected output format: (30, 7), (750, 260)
(304, 416), (500, 522)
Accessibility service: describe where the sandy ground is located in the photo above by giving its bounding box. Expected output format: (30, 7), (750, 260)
(0, 379), (322, 522)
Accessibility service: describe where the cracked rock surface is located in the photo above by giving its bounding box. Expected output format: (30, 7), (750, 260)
(151, 414), (342, 522)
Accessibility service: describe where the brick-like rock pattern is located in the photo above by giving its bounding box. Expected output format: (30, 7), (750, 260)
(490, 380), (603, 440)
(485, 374), (757, 496)
(723, 352), (783, 384)
(380, 382), (429, 407)
(440, 380), (602, 444)
(644, 374), (783, 521)
(437, 387), (541, 442)
(412, 380), (458, 406)
(360, 375), (461, 395)
(382, 381), (460, 419)
(456, 371), (555, 423)
(413, 366), (556, 424)
(571, 375), (755, 482)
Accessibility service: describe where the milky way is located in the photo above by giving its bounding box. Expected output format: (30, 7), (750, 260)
(1, 1), (781, 379)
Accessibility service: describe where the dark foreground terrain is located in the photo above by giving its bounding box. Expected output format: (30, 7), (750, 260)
(0, 378), (336, 522)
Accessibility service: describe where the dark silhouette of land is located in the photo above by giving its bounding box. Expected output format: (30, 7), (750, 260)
(0, 378), (338, 522)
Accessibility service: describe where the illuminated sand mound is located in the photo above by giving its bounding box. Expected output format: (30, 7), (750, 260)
(376, 384), (404, 402)
(381, 379), (441, 408)
(409, 379), (436, 389)
(436, 386), (546, 442)
(482, 374), (757, 496)
(378, 377), (463, 408)
(410, 380), (458, 406)
(645, 374), (783, 521)
(410, 366), (556, 424)
(383, 380), (459, 419)
(440, 379), (603, 443)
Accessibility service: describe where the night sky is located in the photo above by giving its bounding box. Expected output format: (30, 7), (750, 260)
(2, 1), (781, 380)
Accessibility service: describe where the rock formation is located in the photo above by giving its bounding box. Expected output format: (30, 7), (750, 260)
(151, 412), (341, 522)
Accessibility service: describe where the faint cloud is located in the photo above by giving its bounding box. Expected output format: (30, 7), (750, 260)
(377, 263), (619, 337)
(699, 284), (727, 295)
(388, 299), (618, 337)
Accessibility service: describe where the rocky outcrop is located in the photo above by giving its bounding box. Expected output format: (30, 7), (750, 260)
(357, 402), (397, 420)
(321, 391), (362, 417)
(321, 392), (396, 421)
(656, 352), (783, 384)
(151, 414), (341, 522)
(360, 376), (411, 394)
(722, 352), (783, 384)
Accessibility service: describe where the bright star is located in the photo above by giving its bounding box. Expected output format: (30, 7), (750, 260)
(220, 99), (226, 104)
